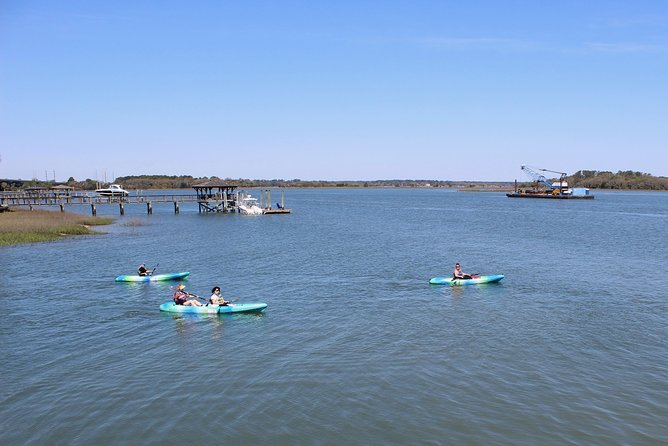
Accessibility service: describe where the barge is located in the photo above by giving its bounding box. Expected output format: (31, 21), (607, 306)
(507, 165), (594, 199)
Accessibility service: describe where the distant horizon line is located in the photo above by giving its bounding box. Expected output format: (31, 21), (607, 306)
(4, 176), (517, 184)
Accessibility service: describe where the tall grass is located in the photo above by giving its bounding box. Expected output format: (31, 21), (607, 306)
(0, 209), (114, 246)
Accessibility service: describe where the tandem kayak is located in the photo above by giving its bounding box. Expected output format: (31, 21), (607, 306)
(429, 274), (505, 285)
(115, 272), (190, 282)
(159, 302), (268, 314)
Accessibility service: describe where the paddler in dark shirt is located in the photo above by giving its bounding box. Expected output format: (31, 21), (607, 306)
(138, 263), (153, 276)
(453, 263), (477, 279)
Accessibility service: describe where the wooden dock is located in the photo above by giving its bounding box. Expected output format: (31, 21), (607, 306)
(0, 186), (292, 215)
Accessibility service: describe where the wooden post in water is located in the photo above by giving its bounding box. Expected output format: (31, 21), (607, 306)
(281, 189), (285, 209)
(147, 202), (153, 215)
(119, 203), (125, 215)
(91, 204), (97, 216)
(174, 201), (180, 214)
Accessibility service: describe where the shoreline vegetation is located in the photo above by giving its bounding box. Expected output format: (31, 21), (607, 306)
(2, 170), (668, 192)
(0, 208), (114, 247)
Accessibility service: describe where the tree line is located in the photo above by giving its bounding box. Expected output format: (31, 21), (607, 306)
(3, 171), (667, 191)
(111, 176), (512, 189)
(565, 170), (668, 190)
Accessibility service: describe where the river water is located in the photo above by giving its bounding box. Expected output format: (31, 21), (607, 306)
(1, 188), (667, 445)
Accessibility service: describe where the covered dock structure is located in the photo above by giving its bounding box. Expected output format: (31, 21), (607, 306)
(192, 180), (238, 213)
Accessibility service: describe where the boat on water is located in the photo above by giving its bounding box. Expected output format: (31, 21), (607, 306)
(115, 271), (190, 282)
(429, 274), (505, 285)
(238, 194), (264, 215)
(96, 184), (129, 197)
(507, 165), (594, 199)
(506, 189), (593, 199)
(159, 302), (268, 314)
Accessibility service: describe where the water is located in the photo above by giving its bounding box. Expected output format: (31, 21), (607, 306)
(1, 189), (667, 445)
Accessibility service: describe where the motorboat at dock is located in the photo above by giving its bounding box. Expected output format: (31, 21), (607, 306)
(238, 194), (264, 215)
(95, 184), (129, 197)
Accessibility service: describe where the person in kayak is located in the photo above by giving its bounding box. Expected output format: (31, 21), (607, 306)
(137, 263), (153, 276)
(209, 286), (230, 306)
(453, 263), (479, 280)
(173, 284), (202, 306)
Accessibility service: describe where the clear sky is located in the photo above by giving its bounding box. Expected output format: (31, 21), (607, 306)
(1, 1), (667, 182)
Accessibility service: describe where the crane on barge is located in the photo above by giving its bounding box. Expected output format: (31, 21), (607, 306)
(520, 165), (568, 194)
(508, 165), (593, 199)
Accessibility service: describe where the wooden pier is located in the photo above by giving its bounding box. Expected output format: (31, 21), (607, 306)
(0, 183), (291, 215)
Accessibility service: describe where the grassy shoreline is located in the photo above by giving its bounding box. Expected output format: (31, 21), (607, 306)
(0, 208), (114, 247)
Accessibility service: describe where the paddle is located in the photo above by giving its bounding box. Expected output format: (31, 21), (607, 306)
(148, 263), (159, 276)
(453, 273), (480, 280)
(184, 294), (207, 307)
(219, 298), (239, 306)
(205, 297), (239, 306)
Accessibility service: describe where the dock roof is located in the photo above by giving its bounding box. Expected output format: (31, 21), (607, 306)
(192, 180), (237, 189)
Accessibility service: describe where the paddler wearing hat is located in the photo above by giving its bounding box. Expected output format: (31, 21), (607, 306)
(173, 283), (202, 306)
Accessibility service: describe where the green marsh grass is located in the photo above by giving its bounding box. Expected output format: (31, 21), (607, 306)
(0, 208), (114, 246)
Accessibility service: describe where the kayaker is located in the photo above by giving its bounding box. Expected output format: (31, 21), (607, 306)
(173, 284), (202, 306)
(138, 263), (153, 276)
(453, 263), (478, 280)
(210, 286), (230, 306)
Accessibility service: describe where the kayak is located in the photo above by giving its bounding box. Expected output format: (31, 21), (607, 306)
(159, 302), (268, 314)
(115, 272), (190, 282)
(429, 274), (505, 285)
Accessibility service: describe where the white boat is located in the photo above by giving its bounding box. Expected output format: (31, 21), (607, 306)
(238, 194), (264, 215)
(95, 184), (129, 197)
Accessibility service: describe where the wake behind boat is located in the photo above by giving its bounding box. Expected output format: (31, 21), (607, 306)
(429, 274), (505, 285)
(115, 272), (190, 282)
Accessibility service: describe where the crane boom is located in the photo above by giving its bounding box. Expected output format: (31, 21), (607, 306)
(510, 165), (592, 198)
(521, 165), (555, 189)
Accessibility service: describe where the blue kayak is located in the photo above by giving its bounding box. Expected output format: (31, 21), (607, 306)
(159, 302), (267, 314)
(429, 274), (505, 285)
(115, 272), (190, 282)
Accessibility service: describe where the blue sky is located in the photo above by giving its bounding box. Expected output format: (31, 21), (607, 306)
(1, 0), (667, 182)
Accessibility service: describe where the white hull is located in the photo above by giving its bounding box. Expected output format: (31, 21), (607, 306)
(239, 204), (264, 215)
(95, 184), (129, 196)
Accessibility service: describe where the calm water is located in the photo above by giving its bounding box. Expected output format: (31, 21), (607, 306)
(1, 189), (667, 445)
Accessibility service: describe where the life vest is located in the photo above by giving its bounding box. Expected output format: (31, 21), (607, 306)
(173, 291), (187, 305)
